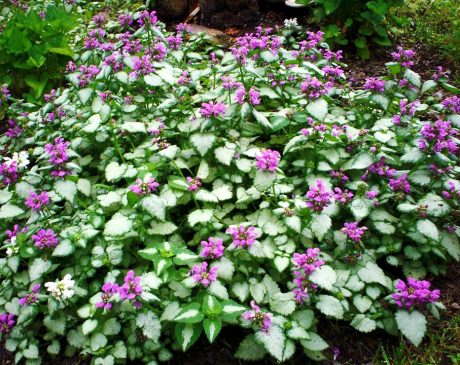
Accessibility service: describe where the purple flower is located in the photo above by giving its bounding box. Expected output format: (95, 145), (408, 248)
(242, 301), (271, 332)
(363, 77), (385, 93)
(255, 149), (280, 172)
(0, 161), (18, 187)
(226, 225), (257, 249)
(104, 52), (124, 72)
(96, 282), (119, 310)
(249, 87), (261, 105)
(235, 86), (246, 104)
(178, 70), (190, 85)
(186, 176), (201, 192)
(77, 64), (100, 87)
(25, 191), (50, 211)
(119, 14), (133, 27)
(131, 55), (154, 77)
(18, 284), (41, 306)
(129, 178), (160, 196)
(419, 120), (458, 155)
(177, 23), (192, 33)
(333, 187), (354, 205)
(442, 96), (460, 114)
(330, 169), (349, 183)
(190, 262), (218, 287)
(93, 14), (105, 27)
(0, 313), (15, 334)
(293, 248), (324, 274)
(389, 174), (411, 194)
(362, 157), (396, 180)
(201, 237), (224, 259)
(167, 35), (183, 50)
(305, 180), (333, 212)
(433, 66), (450, 81)
(118, 270), (143, 308)
(341, 222), (367, 242)
(391, 46), (415, 68)
(32, 229), (59, 249)
(300, 75), (331, 99)
(199, 101), (226, 118)
(45, 137), (69, 165)
(137, 10), (157, 27)
(392, 277), (440, 309)
(5, 119), (22, 138)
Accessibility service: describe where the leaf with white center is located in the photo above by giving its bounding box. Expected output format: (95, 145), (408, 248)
(190, 133), (216, 156)
(102, 318), (121, 336)
(161, 302), (181, 321)
(156, 68), (176, 85)
(310, 265), (337, 291)
(208, 280), (229, 300)
(105, 162), (126, 182)
(254, 170), (277, 191)
(115, 71), (128, 83)
(54, 180), (77, 203)
(231, 282), (249, 302)
(287, 326), (310, 340)
(77, 178), (91, 196)
(174, 303), (203, 324)
(142, 195), (166, 221)
(252, 109), (272, 129)
(29, 258), (51, 281)
(416, 219), (439, 241)
(43, 314), (66, 335)
(409, 169), (431, 186)
(285, 215), (301, 233)
(350, 314), (377, 333)
(78, 88), (93, 104)
(343, 152), (373, 170)
(372, 94), (389, 110)
(0, 190), (12, 204)
(306, 98), (328, 121)
(82, 114), (101, 133)
(269, 292), (296, 315)
(175, 323), (202, 351)
(311, 213), (331, 241)
(203, 318), (222, 343)
(136, 311), (161, 341)
(196, 160), (210, 180)
(353, 295), (373, 313)
(401, 147), (424, 163)
(52, 239), (74, 257)
(212, 184), (233, 201)
(221, 300), (246, 319)
(421, 80), (437, 94)
(300, 332), (329, 351)
(373, 221), (395, 234)
(316, 295), (343, 319)
(235, 335), (267, 361)
(404, 69), (421, 88)
(397, 203), (417, 213)
(82, 319), (98, 335)
(213, 257), (234, 280)
(255, 325), (285, 362)
(440, 233), (460, 261)
(103, 213), (132, 237)
(121, 122), (146, 133)
(250, 282), (266, 303)
(274, 256), (290, 273)
(174, 248), (198, 265)
(149, 221), (177, 235)
(350, 198), (373, 221)
(283, 135), (305, 154)
(67, 329), (86, 348)
(144, 74), (163, 86)
(188, 209), (213, 226)
(357, 262), (388, 286)
(395, 309), (426, 346)
(23, 344), (39, 359)
(419, 193), (450, 217)
(91, 333), (107, 351)
(214, 146), (234, 166)
(98, 191), (121, 209)
(0, 204), (24, 219)
(195, 189), (218, 202)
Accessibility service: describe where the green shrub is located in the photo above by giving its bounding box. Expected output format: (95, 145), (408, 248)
(0, 5), (77, 103)
(297, 0), (405, 58)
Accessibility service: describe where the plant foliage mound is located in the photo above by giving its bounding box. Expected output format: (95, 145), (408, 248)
(1, 6), (459, 365)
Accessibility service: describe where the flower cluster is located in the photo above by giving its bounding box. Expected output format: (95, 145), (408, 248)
(190, 262), (218, 287)
(391, 47), (416, 68)
(242, 301), (271, 332)
(201, 237), (225, 259)
(0, 313), (15, 334)
(187, 176), (201, 192)
(305, 180), (333, 212)
(419, 120), (458, 154)
(25, 191), (50, 211)
(255, 149), (280, 172)
(292, 248), (324, 303)
(19, 284), (41, 306)
(300, 75), (332, 99)
(45, 274), (75, 301)
(392, 278), (440, 309)
(199, 101), (226, 118)
(96, 282), (119, 310)
(226, 225), (257, 248)
(235, 86), (261, 105)
(363, 77), (385, 93)
(341, 222), (368, 242)
(129, 177), (160, 196)
(32, 229), (59, 249)
(44, 137), (71, 178)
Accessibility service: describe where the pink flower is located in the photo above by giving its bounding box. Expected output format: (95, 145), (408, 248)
(190, 262), (218, 287)
(305, 180), (332, 212)
(32, 229), (59, 249)
(201, 237), (224, 259)
(341, 222), (367, 242)
(255, 149), (280, 172)
(118, 270), (143, 309)
(392, 277), (440, 309)
(18, 284), (41, 306)
(129, 178), (160, 196)
(0, 313), (15, 334)
(96, 282), (119, 310)
(363, 77), (385, 93)
(199, 101), (226, 118)
(25, 191), (50, 211)
(333, 187), (354, 205)
(242, 301), (271, 332)
(187, 176), (202, 192)
(226, 225), (257, 248)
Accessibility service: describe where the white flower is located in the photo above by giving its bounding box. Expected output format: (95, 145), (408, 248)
(5, 236), (18, 256)
(3, 151), (30, 169)
(45, 274), (75, 300)
(284, 18), (298, 28)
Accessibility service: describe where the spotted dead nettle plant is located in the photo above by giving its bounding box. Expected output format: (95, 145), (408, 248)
(0, 3), (458, 364)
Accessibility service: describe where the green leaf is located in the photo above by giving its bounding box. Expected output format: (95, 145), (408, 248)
(395, 310), (427, 346)
(235, 335), (267, 360)
(309, 265), (337, 290)
(82, 319), (98, 335)
(188, 209), (213, 226)
(175, 323), (202, 351)
(315, 295), (343, 319)
(54, 180), (77, 203)
(29, 258), (51, 281)
(357, 261), (388, 287)
(311, 213), (331, 241)
(350, 314), (377, 332)
(203, 318), (222, 343)
(416, 219), (439, 241)
(24, 74), (49, 99)
(0, 204), (24, 219)
(301, 332), (329, 351)
(174, 303), (204, 324)
(306, 98), (328, 121)
(190, 133), (216, 156)
(255, 324), (286, 361)
(7, 27), (32, 54)
(252, 109), (272, 129)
